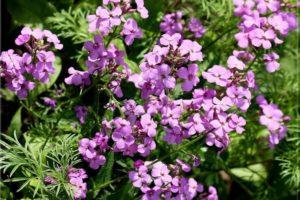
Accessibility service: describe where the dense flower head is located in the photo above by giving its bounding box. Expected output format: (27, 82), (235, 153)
(65, 34), (130, 97)
(78, 134), (108, 169)
(67, 167), (88, 199)
(0, 27), (61, 99)
(160, 11), (184, 34)
(129, 160), (218, 199)
(233, 0), (297, 73)
(87, 0), (148, 36)
(256, 95), (289, 148)
(129, 33), (203, 98)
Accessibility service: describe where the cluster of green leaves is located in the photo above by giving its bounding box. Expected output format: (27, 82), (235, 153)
(0, 133), (80, 199)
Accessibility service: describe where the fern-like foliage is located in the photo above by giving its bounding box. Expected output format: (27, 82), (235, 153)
(46, 8), (91, 44)
(0, 132), (80, 199)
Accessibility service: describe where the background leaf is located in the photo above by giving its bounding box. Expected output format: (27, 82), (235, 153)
(7, 107), (22, 137)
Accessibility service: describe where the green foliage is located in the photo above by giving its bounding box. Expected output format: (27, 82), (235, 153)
(7, 108), (22, 137)
(6, 0), (55, 24)
(0, 133), (80, 199)
(46, 8), (90, 44)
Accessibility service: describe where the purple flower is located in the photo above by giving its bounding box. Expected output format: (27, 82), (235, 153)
(79, 138), (97, 159)
(178, 40), (203, 62)
(84, 35), (106, 60)
(129, 165), (152, 188)
(160, 12), (183, 34)
(202, 186), (219, 200)
(112, 130), (135, 150)
(75, 106), (88, 124)
(176, 159), (191, 172)
(135, 0), (149, 19)
(188, 18), (206, 38)
(158, 64), (175, 89)
(34, 51), (56, 83)
(87, 6), (122, 35)
(15, 34), (30, 46)
(65, 67), (91, 87)
(210, 112), (232, 137)
(226, 86), (251, 111)
(43, 97), (56, 108)
(151, 162), (172, 187)
(44, 176), (57, 185)
(228, 114), (246, 134)
(263, 52), (280, 73)
(183, 113), (205, 136)
(177, 64), (200, 92)
(202, 65), (232, 87)
(141, 114), (157, 137)
(159, 33), (181, 49)
(227, 55), (246, 70)
(137, 137), (156, 157)
(67, 167), (88, 199)
(121, 18), (143, 46)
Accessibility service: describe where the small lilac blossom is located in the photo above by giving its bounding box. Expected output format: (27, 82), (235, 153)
(65, 67), (91, 87)
(67, 167), (88, 200)
(43, 97), (56, 108)
(177, 64), (200, 92)
(202, 65), (232, 87)
(178, 40), (203, 62)
(227, 55), (246, 70)
(228, 114), (246, 134)
(135, 0), (149, 19)
(188, 18), (206, 38)
(121, 18), (143, 45)
(160, 12), (183, 34)
(151, 162), (172, 187)
(141, 114), (157, 137)
(263, 52), (280, 73)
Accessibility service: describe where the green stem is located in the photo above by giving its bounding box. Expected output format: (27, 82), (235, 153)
(149, 134), (205, 166)
(102, 86), (125, 118)
(202, 26), (236, 51)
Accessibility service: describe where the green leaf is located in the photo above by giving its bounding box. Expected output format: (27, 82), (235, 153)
(6, 0), (55, 24)
(34, 57), (62, 96)
(7, 108), (22, 137)
(125, 58), (139, 73)
(230, 164), (267, 183)
(104, 181), (135, 200)
(92, 152), (115, 198)
(0, 88), (15, 101)
(111, 38), (125, 51)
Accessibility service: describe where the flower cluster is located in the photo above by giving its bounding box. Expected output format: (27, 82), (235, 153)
(0, 27), (62, 98)
(160, 12), (206, 38)
(256, 95), (290, 148)
(65, 34), (129, 97)
(87, 0), (147, 42)
(129, 33), (203, 96)
(79, 132), (109, 169)
(67, 167), (88, 200)
(79, 101), (157, 164)
(233, 0), (297, 72)
(129, 160), (218, 200)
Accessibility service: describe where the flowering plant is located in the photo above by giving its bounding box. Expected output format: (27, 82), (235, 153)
(1, 0), (299, 199)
